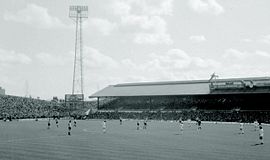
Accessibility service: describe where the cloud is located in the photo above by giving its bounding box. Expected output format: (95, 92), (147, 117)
(259, 34), (270, 44)
(112, 1), (131, 16)
(113, 0), (174, 16)
(35, 52), (70, 66)
(223, 49), (270, 60)
(0, 48), (31, 64)
(223, 48), (248, 59)
(135, 0), (174, 16)
(118, 49), (220, 81)
(86, 47), (270, 93)
(188, 0), (224, 15)
(149, 49), (192, 69)
(243, 34), (270, 44)
(242, 38), (253, 42)
(86, 18), (118, 35)
(121, 15), (166, 32)
(148, 49), (220, 70)
(112, 0), (174, 45)
(221, 48), (270, 72)
(255, 50), (270, 58)
(84, 47), (119, 69)
(189, 35), (206, 42)
(134, 32), (173, 45)
(3, 4), (67, 29)
(83, 47), (222, 91)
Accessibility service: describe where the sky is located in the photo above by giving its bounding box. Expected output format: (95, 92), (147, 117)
(0, 0), (270, 100)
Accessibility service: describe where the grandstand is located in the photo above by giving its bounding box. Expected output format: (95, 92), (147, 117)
(89, 77), (270, 122)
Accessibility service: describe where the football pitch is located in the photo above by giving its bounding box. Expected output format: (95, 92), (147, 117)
(0, 119), (269, 160)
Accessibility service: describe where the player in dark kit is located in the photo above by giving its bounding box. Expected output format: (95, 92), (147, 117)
(68, 120), (72, 135)
(55, 119), (59, 128)
(196, 118), (202, 130)
(120, 117), (122, 125)
(143, 120), (147, 129)
(198, 120), (201, 130)
(74, 119), (77, 127)
(137, 121), (140, 130)
(47, 119), (51, 129)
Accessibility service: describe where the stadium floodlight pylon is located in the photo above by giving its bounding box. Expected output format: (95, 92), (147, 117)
(69, 6), (88, 96)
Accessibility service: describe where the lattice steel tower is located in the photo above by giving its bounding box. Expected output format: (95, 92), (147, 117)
(69, 6), (88, 95)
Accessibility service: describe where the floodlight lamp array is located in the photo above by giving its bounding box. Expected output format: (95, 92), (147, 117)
(69, 6), (88, 18)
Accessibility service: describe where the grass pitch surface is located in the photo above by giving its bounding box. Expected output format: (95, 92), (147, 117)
(0, 119), (269, 160)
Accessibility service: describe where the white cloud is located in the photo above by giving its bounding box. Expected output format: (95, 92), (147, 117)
(84, 47), (119, 69)
(244, 35), (270, 44)
(118, 49), (220, 81)
(188, 0), (224, 15)
(122, 15), (167, 32)
(85, 47), (270, 93)
(242, 38), (252, 42)
(86, 18), (118, 35)
(148, 49), (220, 70)
(3, 4), (67, 29)
(259, 34), (270, 44)
(134, 32), (173, 45)
(113, 0), (174, 16)
(189, 35), (206, 42)
(112, 1), (131, 16)
(149, 49), (192, 69)
(223, 49), (270, 60)
(221, 49), (270, 72)
(0, 48), (31, 64)
(223, 48), (247, 59)
(35, 52), (70, 66)
(192, 57), (219, 68)
(112, 0), (174, 45)
(255, 50), (270, 58)
(138, 0), (174, 16)
(83, 47), (222, 89)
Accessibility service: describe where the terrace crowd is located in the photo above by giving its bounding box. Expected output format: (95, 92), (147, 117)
(1, 95), (270, 123)
(0, 95), (64, 119)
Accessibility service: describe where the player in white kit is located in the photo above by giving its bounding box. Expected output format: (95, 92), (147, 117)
(102, 120), (107, 133)
(187, 118), (191, 127)
(179, 119), (184, 134)
(254, 120), (259, 131)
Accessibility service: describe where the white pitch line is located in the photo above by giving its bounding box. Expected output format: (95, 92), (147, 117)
(0, 135), (67, 144)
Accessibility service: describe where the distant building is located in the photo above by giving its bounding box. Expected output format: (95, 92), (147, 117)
(0, 87), (5, 95)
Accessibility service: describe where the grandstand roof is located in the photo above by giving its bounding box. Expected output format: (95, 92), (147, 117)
(90, 77), (270, 97)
